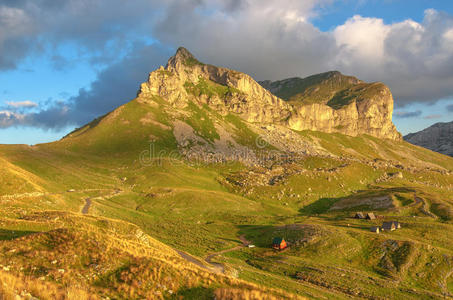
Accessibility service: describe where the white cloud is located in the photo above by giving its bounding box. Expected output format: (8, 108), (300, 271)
(334, 15), (390, 65)
(0, 110), (25, 128)
(327, 9), (453, 105)
(6, 100), (38, 108)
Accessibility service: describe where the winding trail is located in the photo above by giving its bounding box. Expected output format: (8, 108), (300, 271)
(414, 195), (437, 218)
(81, 198), (92, 215)
(175, 250), (223, 273)
(176, 235), (252, 274)
(80, 189), (123, 215)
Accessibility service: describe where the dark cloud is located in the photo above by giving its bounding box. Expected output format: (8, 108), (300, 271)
(153, 0), (337, 80)
(0, 0), (164, 70)
(0, 44), (171, 129)
(394, 110), (422, 119)
(447, 104), (453, 112)
(423, 114), (442, 119)
(68, 44), (171, 126)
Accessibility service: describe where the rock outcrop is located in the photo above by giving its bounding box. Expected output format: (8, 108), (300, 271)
(260, 72), (401, 140)
(138, 47), (401, 140)
(404, 121), (453, 156)
(139, 47), (291, 124)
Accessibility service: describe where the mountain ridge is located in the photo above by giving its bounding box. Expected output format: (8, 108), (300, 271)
(138, 47), (401, 140)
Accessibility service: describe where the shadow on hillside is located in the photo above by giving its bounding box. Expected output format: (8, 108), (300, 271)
(299, 197), (340, 215)
(0, 229), (38, 241)
(236, 224), (316, 248)
(172, 286), (214, 299)
(299, 186), (418, 216)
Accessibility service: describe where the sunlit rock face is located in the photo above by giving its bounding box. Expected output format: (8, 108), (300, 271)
(139, 47), (401, 140)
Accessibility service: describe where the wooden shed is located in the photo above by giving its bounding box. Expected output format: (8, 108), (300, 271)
(370, 226), (380, 233)
(393, 221), (401, 229)
(382, 221), (396, 231)
(354, 212), (365, 219)
(272, 237), (287, 250)
(366, 212), (376, 220)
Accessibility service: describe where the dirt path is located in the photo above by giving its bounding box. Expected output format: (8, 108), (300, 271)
(175, 250), (215, 271)
(414, 195), (437, 218)
(80, 189), (122, 215)
(0, 188), (115, 200)
(203, 235), (252, 273)
(204, 246), (243, 273)
(176, 235), (252, 274)
(81, 198), (92, 214)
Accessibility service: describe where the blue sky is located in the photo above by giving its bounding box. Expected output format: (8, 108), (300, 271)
(0, 0), (452, 144)
(314, 0), (453, 30)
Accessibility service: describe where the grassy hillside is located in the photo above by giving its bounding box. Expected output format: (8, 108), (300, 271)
(0, 94), (452, 299)
(0, 208), (302, 299)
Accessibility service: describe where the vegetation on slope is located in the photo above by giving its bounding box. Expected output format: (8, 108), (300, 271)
(184, 77), (242, 99)
(0, 90), (452, 299)
(260, 71), (391, 110)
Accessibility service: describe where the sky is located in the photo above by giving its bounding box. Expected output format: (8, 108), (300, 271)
(0, 0), (453, 144)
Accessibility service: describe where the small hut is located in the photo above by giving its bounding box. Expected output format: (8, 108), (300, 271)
(354, 212), (365, 219)
(393, 221), (401, 229)
(370, 226), (380, 233)
(272, 237), (287, 250)
(382, 221), (396, 231)
(366, 212), (376, 220)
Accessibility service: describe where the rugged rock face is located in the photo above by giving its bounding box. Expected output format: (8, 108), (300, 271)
(260, 72), (401, 140)
(138, 47), (401, 140)
(139, 47), (291, 124)
(404, 121), (453, 157)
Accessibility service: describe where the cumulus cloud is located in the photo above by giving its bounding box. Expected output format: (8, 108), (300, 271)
(0, 110), (25, 128)
(332, 9), (453, 105)
(151, 3), (453, 105)
(394, 110), (422, 119)
(1, 1), (453, 129)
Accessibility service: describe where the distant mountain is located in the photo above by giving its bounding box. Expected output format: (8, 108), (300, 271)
(404, 121), (453, 157)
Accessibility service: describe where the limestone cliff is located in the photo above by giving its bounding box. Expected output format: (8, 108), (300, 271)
(138, 47), (401, 140)
(404, 121), (453, 157)
(260, 72), (401, 140)
(139, 47), (291, 124)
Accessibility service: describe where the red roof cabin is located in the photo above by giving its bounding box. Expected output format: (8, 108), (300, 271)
(272, 237), (287, 250)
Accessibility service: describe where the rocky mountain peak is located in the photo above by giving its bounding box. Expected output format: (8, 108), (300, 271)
(175, 47), (194, 59)
(138, 47), (401, 140)
(166, 47), (201, 72)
